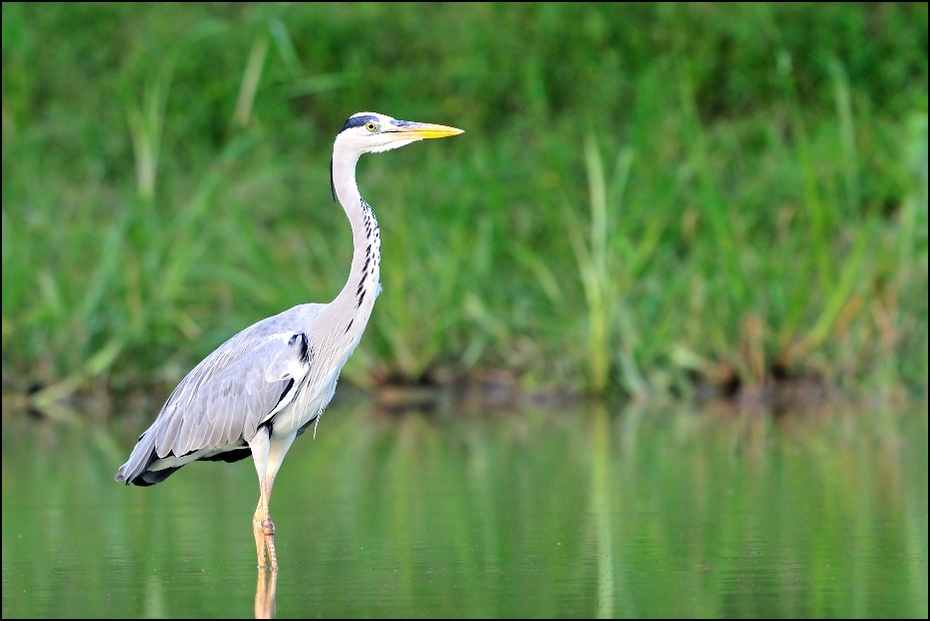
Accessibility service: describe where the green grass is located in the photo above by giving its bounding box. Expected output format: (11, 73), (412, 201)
(2, 2), (927, 405)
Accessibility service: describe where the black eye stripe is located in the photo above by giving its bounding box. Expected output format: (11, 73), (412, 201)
(340, 114), (380, 133)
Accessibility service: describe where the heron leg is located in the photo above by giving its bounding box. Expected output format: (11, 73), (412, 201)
(250, 431), (274, 569)
(250, 430), (297, 570)
(252, 479), (275, 569)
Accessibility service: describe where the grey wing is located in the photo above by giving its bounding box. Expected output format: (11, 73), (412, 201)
(115, 330), (313, 484)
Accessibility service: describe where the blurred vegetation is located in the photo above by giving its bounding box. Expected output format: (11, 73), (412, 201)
(1, 2), (927, 405)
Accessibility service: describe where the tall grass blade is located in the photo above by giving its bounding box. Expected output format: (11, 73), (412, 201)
(795, 225), (869, 359)
(778, 51), (833, 288)
(267, 19), (303, 76)
(830, 59), (860, 218)
(234, 35), (269, 129)
(126, 77), (167, 202)
(679, 79), (748, 308)
(565, 136), (635, 395)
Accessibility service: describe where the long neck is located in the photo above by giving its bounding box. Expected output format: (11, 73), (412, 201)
(327, 144), (382, 339)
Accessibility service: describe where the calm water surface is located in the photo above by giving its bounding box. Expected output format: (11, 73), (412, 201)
(2, 399), (927, 618)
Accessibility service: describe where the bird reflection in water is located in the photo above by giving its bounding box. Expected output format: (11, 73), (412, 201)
(255, 567), (277, 619)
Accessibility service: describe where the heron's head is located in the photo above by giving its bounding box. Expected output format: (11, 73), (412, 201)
(335, 111), (463, 155)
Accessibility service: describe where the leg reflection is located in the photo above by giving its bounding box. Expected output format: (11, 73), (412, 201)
(255, 566), (278, 619)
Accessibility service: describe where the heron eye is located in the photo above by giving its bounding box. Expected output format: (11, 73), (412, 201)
(365, 122), (377, 132)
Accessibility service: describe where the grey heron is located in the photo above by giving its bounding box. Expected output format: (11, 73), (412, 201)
(115, 112), (463, 570)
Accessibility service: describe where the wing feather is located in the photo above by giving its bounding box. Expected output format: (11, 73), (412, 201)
(116, 304), (324, 484)
(166, 334), (308, 458)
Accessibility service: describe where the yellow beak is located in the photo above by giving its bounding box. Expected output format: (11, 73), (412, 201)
(391, 120), (464, 139)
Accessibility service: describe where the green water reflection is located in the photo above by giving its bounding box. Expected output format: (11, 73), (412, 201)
(2, 400), (927, 618)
